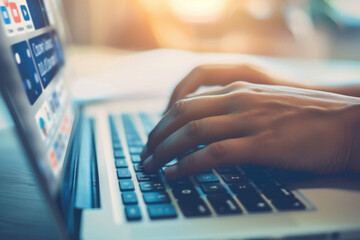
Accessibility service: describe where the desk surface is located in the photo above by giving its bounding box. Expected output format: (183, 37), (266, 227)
(67, 46), (360, 102)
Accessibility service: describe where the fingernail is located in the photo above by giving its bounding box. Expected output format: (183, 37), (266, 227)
(140, 145), (149, 160)
(164, 165), (178, 179)
(143, 155), (153, 171)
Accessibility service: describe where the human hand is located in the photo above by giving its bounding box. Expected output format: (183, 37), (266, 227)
(164, 64), (305, 114)
(141, 81), (360, 179)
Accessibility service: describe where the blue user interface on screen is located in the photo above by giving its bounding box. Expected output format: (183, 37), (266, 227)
(29, 31), (64, 89)
(11, 31), (64, 105)
(26, 0), (49, 30)
(11, 41), (42, 105)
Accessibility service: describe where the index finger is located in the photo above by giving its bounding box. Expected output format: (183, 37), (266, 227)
(164, 64), (272, 114)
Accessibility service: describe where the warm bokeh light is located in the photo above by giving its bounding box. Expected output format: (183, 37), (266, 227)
(246, 0), (274, 20)
(168, 0), (228, 23)
(63, 0), (360, 60)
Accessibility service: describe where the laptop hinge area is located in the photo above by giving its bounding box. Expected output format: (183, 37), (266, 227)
(74, 117), (100, 209)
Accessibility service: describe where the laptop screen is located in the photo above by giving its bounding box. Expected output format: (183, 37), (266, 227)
(0, 0), (74, 196)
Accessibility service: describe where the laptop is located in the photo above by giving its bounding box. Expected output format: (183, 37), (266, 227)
(1, 1), (360, 239)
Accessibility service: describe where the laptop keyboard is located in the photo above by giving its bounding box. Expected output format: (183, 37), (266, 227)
(108, 113), (307, 222)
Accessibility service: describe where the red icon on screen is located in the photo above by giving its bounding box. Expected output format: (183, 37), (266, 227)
(49, 150), (58, 169)
(3, 0), (9, 7)
(9, 2), (21, 23)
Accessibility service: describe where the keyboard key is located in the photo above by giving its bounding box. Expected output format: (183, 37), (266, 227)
(147, 204), (177, 220)
(229, 183), (252, 193)
(139, 181), (165, 192)
(128, 140), (143, 147)
(221, 173), (247, 183)
(134, 163), (144, 172)
(178, 198), (211, 217)
(122, 115), (144, 145)
(207, 194), (242, 215)
(216, 167), (238, 174)
(195, 173), (219, 183)
(131, 155), (141, 163)
(143, 192), (170, 204)
(122, 192), (138, 204)
(250, 175), (273, 189)
(238, 196), (271, 213)
(236, 189), (271, 213)
(172, 186), (199, 200)
(271, 196), (306, 211)
(125, 205), (142, 221)
(263, 187), (305, 211)
(262, 187), (293, 201)
(119, 179), (135, 191)
(255, 178), (282, 191)
(241, 165), (267, 176)
(136, 172), (159, 182)
(199, 182), (226, 194)
(113, 141), (122, 150)
(114, 150), (125, 158)
(115, 158), (128, 168)
(117, 169), (131, 179)
(167, 178), (193, 188)
(129, 146), (143, 154)
(112, 135), (120, 142)
(139, 112), (155, 134)
(231, 182), (256, 196)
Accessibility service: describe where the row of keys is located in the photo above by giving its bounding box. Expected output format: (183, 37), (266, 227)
(113, 115), (180, 220)
(124, 200), (177, 220)
(122, 191), (171, 205)
(170, 167), (305, 214)
(111, 115), (306, 222)
(113, 115), (180, 221)
(122, 114), (143, 147)
(109, 116), (143, 221)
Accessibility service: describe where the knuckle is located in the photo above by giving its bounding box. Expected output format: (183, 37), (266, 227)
(236, 80), (248, 87)
(227, 81), (242, 90)
(192, 65), (205, 74)
(172, 99), (186, 117)
(185, 120), (201, 137)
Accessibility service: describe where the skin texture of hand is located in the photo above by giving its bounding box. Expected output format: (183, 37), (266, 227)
(141, 81), (360, 179)
(164, 64), (360, 114)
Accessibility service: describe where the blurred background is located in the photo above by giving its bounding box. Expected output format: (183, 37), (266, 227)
(62, 0), (360, 60)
